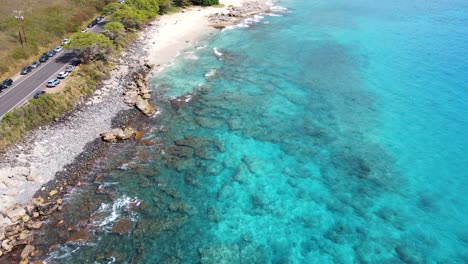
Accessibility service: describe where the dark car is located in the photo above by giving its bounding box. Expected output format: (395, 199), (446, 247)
(87, 20), (97, 28)
(33, 91), (46, 99)
(39, 54), (49, 63)
(31, 61), (41, 69)
(47, 50), (56, 57)
(0, 79), (13, 90)
(20, 66), (32, 75)
(70, 58), (82, 66)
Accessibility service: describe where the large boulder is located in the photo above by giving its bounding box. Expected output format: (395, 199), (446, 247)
(100, 127), (136, 142)
(135, 97), (157, 116)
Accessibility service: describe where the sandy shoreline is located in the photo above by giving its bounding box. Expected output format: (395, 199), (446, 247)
(0, 0), (273, 258)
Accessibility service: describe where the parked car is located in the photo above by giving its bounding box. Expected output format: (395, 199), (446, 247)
(54, 46), (63, 52)
(46, 78), (60, 87)
(33, 91), (46, 99)
(70, 58), (82, 66)
(31, 61), (41, 69)
(87, 20), (97, 28)
(47, 50), (56, 57)
(20, 66), (32, 75)
(62, 39), (70, 45)
(57, 71), (68, 79)
(39, 54), (49, 63)
(65, 65), (75, 72)
(0, 79), (13, 90)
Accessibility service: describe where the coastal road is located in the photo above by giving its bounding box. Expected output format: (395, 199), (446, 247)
(0, 19), (107, 118)
(0, 51), (76, 117)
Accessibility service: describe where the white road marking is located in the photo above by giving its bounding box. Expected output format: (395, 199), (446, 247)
(0, 50), (66, 99)
(0, 64), (69, 118)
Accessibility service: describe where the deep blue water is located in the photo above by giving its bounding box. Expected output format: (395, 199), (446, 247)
(35, 0), (468, 263)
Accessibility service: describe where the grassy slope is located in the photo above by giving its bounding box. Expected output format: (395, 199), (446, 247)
(0, 0), (111, 79)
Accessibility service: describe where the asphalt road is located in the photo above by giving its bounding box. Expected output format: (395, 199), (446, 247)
(0, 20), (107, 118)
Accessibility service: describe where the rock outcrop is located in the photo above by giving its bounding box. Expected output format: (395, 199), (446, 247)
(208, 1), (271, 28)
(123, 64), (158, 117)
(100, 127), (136, 142)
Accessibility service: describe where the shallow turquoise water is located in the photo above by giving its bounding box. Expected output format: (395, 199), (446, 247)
(37, 0), (468, 263)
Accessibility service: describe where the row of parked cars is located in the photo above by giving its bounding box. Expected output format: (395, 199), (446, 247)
(33, 61), (78, 99)
(46, 63), (77, 88)
(86, 16), (104, 30)
(20, 45), (65, 75)
(3, 16), (101, 100)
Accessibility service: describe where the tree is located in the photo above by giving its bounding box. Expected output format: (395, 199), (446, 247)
(111, 7), (148, 29)
(173, 0), (192, 7)
(104, 21), (124, 39)
(190, 0), (219, 6)
(124, 0), (160, 16)
(68, 32), (114, 62)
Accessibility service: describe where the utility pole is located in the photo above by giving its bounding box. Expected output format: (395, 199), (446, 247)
(14, 10), (27, 46)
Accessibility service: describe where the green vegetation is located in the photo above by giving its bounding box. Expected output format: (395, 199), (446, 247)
(0, 63), (108, 151)
(191, 0), (220, 6)
(0, 0), (222, 152)
(68, 32), (115, 62)
(0, 0), (219, 79)
(0, 0), (114, 79)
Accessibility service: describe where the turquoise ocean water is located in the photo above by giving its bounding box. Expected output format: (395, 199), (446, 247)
(33, 0), (468, 263)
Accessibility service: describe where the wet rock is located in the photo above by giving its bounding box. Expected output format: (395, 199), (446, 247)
(66, 228), (90, 244)
(195, 116), (224, 129)
(165, 146), (194, 158)
(195, 148), (217, 160)
(168, 202), (190, 213)
(169, 92), (196, 110)
(134, 216), (187, 237)
(111, 218), (133, 235)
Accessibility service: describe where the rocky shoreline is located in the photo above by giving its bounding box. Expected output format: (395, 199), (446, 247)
(0, 0), (272, 260)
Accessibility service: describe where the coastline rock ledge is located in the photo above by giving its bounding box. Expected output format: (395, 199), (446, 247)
(100, 127), (136, 142)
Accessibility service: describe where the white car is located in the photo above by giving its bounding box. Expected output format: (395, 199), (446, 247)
(65, 65), (75, 72)
(57, 71), (68, 79)
(46, 78), (60, 87)
(62, 39), (70, 45)
(54, 46), (63, 52)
